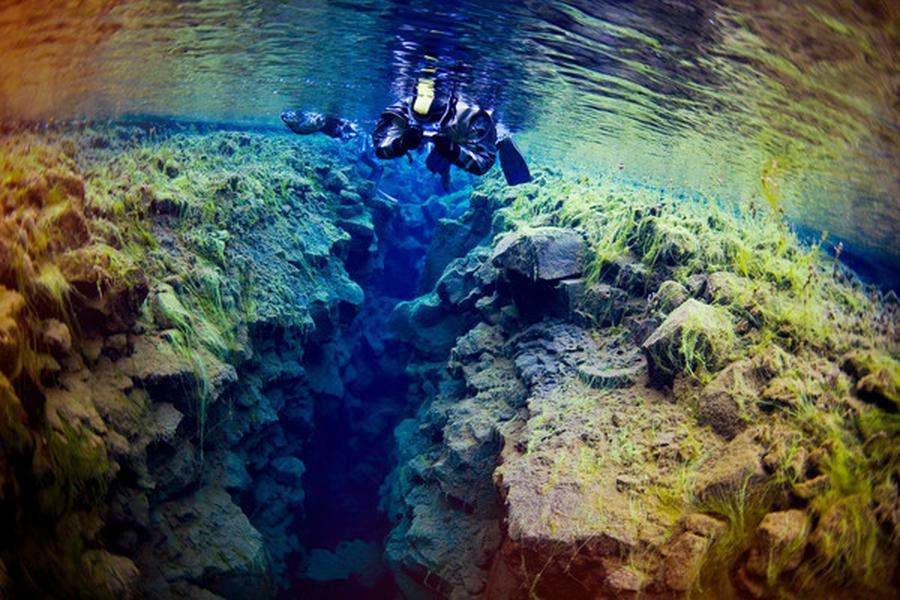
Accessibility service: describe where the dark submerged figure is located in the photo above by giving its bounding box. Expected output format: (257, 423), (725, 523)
(280, 79), (529, 192)
(372, 79), (531, 189)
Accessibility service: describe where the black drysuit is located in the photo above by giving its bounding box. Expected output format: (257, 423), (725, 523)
(372, 98), (498, 178)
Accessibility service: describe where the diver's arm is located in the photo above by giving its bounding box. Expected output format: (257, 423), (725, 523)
(372, 102), (422, 159)
(321, 116), (352, 139)
(452, 139), (496, 175)
(438, 105), (497, 175)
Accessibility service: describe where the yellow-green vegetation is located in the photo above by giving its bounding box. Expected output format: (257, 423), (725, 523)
(0, 125), (367, 597)
(39, 421), (112, 516)
(496, 170), (886, 355)
(486, 165), (898, 597)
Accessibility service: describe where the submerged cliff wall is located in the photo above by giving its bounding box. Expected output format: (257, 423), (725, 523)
(0, 124), (443, 599)
(384, 175), (899, 599)
(0, 124), (897, 600)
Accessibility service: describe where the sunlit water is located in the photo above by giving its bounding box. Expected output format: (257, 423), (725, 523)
(1, 0), (897, 273)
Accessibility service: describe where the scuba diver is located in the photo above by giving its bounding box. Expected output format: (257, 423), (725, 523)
(371, 78), (531, 189)
(280, 79), (530, 192)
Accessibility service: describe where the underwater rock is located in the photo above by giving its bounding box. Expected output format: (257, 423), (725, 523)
(418, 195), (494, 293)
(791, 473), (829, 501)
(576, 361), (644, 389)
(678, 513), (727, 539)
(83, 550), (141, 600)
(745, 509), (809, 578)
(57, 246), (149, 333)
(696, 359), (761, 439)
(0, 559), (12, 597)
(449, 322), (504, 366)
(695, 429), (767, 501)
(0, 240), (16, 288)
(148, 440), (202, 502)
(661, 531), (711, 591)
(842, 349), (899, 409)
(491, 227), (585, 282)
(390, 292), (470, 359)
(304, 539), (385, 590)
(651, 279), (689, 314)
(0, 287), (25, 374)
(610, 254), (651, 296)
(206, 450), (252, 492)
(0, 371), (31, 455)
(604, 564), (648, 596)
(270, 455), (305, 486)
(574, 331), (646, 389)
(576, 282), (629, 327)
(642, 298), (736, 387)
(436, 248), (496, 309)
(705, 271), (750, 305)
(150, 402), (184, 446)
(490, 229), (587, 323)
(809, 495), (875, 568)
(138, 485), (269, 600)
(43, 201), (91, 253)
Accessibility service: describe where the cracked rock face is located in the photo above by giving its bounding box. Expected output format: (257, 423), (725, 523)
(382, 174), (900, 600)
(4, 125), (898, 600)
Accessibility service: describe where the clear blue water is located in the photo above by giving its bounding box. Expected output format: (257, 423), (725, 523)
(0, 2), (898, 598)
(1, 1), (898, 273)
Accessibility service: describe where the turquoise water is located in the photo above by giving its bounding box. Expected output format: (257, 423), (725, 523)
(0, 2), (898, 599)
(1, 0), (897, 273)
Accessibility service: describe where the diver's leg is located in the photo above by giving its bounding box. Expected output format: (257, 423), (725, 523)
(369, 163), (384, 185)
(426, 148), (453, 192)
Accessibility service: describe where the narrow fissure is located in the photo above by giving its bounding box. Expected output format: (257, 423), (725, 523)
(289, 170), (472, 597)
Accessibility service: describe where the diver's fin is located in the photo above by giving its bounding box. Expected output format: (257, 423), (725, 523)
(498, 137), (532, 186)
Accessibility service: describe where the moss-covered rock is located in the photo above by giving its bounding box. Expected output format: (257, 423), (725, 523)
(697, 358), (762, 439)
(0, 286), (25, 376)
(745, 509), (809, 580)
(642, 298), (737, 386)
(651, 279), (689, 314)
(842, 349), (899, 409)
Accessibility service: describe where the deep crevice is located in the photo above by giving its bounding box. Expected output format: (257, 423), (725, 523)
(285, 171), (473, 598)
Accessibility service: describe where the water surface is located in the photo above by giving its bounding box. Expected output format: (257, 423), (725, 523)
(1, 0), (897, 270)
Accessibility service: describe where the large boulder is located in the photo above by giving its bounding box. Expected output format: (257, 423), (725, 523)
(641, 299), (736, 387)
(491, 227), (585, 282)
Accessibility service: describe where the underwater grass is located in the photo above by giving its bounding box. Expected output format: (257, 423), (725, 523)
(487, 164), (899, 597)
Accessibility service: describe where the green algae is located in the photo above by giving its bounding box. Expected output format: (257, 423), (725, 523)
(39, 421), (111, 516)
(0, 125), (377, 597)
(481, 166), (899, 597)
